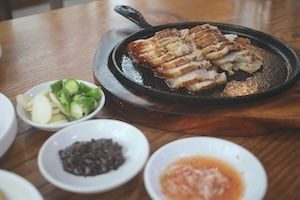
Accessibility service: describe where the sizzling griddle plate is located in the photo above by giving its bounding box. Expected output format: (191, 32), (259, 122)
(109, 6), (299, 104)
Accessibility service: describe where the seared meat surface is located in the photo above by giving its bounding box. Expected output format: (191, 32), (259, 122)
(127, 24), (263, 93)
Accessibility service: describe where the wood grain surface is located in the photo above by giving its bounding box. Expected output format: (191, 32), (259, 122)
(0, 0), (300, 199)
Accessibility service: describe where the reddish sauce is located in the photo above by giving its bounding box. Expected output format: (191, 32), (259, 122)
(160, 156), (244, 200)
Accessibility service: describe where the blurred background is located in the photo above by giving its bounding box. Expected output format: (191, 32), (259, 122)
(1, 0), (96, 20)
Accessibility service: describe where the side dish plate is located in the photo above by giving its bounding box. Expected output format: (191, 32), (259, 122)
(144, 137), (267, 200)
(38, 119), (149, 194)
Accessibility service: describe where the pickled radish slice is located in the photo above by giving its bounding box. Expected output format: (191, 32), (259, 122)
(31, 94), (52, 124)
(49, 119), (68, 125)
(49, 113), (67, 123)
(16, 94), (31, 110)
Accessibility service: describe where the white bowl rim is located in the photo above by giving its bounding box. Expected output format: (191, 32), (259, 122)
(16, 80), (105, 130)
(0, 93), (18, 158)
(0, 93), (16, 140)
(0, 169), (44, 200)
(144, 136), (268, 200)
(38, 119), (150, 193)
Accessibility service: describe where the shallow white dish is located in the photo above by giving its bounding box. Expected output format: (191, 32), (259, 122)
(38, 119), (149, 194)
(0, 93), (17, 158)
(144, 137), (267, 200)
(0, 169), (43, 200)
(16, 80), (105, 132)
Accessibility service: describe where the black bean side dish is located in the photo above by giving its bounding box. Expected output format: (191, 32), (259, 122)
(59, 139), (125, 176)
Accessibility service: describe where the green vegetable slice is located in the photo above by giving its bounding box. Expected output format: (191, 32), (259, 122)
(57, 89), (71, 114)
(81, 97), (97, 115)
(85, 87), (101, 101)
(70, 96), (97, 119)
(48, 79), (101, 121)
(70, 101), (84, 120)
(50, 80), (63, 95)
(64, 79), (80, 95)
(79, 82), (93, 93)
(49, 92), (69, 116)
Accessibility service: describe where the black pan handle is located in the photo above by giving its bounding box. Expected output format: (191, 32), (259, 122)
(114, 5), (152, 29)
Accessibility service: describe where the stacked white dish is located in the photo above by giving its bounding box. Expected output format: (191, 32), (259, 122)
(0, 93), (17, 158)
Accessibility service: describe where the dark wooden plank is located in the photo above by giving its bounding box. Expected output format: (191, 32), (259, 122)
(0, 0), (12, 20)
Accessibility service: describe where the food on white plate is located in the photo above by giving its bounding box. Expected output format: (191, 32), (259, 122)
(31, 94), (53, 124)
(17, 79), (102, 124)
(160, 156), (244, 200)
(59, 138), (125, 176)
(128, 24), (263, 93)
(16, 94), (33, 111)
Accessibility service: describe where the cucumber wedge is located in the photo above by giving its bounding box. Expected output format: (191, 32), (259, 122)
(49, 92), (69, 116)
(85, 87), (101, 101)
(50, 80), (63, 95)
(64, 79), (80, 95)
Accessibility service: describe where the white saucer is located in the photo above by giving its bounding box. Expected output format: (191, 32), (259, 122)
(0, 170), (43, 200)
(38, 119), (150, 193)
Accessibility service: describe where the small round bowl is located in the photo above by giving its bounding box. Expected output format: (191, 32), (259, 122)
(0, 93), (17, 158)
(16, 80), (105, 132)
(144, 137), (267, 200)
(0, 169), (43, 200)
(38, 119), (150, 194)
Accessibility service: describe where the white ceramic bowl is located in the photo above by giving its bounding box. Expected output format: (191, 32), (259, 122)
(38, 119), (150, 194)
(0, 169), (43, 200)
(144, 137), (267, 200)
(16, 80), (105, 132)
(0, 93), (17, 158)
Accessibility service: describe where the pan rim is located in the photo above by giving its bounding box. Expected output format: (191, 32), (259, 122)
(111, 21), (300, 104)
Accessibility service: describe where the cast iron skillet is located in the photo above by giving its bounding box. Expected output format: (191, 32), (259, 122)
(110, 5), (300, 104)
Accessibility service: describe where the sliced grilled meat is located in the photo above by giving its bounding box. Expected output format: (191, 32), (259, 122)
(127, 24), (263, 93)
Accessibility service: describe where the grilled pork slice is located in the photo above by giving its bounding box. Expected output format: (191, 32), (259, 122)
(139, 52), (177, 67)
(158, 50), (203, 70)
(128, 28), (192, 67)
(187, 24), (241, 60)
(155, 28), (180, 39)
(212, 50), (263, 75)
(186, 72), (227, 92)
(165, 69), (221, 89)
(189, 24), (228, 49)
(156, 60), (212, 78)
(127, 24), (262, 93)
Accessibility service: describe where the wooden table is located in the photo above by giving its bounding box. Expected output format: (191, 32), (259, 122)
(0, 0), (299, 199)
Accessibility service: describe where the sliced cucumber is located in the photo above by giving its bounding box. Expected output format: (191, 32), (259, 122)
(70, 101), (84, 120)
(50, 80), (63, 95)
(49, 92), (69, 116)
(79, 82), (92, 93)
(85, 87), (101, 101)
(64, 79), (80, 95)
(57, 89), (71, 114)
